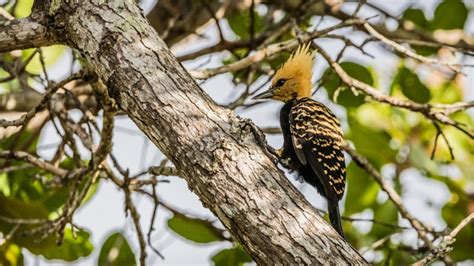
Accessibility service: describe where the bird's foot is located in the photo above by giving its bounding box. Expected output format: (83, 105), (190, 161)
(279, 157), (294, 169)
(239, 118), (280, 165)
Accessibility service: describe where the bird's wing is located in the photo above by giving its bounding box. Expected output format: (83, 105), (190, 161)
(289, 99), (346, 200)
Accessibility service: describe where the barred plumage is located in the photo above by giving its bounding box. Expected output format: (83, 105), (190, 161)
(289, 98), (346, 200)
(252, 43), (347, 237)
(278, 97), (346, 236)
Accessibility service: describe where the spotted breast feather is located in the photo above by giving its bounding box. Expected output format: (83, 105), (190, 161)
(288, 98), (346, 201)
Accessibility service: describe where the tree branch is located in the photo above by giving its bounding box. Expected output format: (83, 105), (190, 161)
(362, 23), (471, 73)
(343, 143), (437, 251)
(0, 150), (68, 177)
(189, 18), (365, 79)
(0, 71), (85, 128)
(313, 43), (473, 139)
(43, 0), (366, 263)
(0, 15), (55, 53)
(316, 2), (474, 52)
(414, 213), (474, 265)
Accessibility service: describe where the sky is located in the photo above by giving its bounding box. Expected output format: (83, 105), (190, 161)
(18, 0), (473, 265)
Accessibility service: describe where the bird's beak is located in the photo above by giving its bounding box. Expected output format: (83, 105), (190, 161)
(252, 88), (274, 100)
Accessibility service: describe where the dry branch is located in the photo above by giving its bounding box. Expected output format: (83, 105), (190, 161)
(0, 15), (55, 53)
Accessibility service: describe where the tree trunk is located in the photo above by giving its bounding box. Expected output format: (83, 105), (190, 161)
(37, 0), (367, 264)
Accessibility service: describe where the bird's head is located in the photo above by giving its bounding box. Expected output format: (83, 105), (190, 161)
(253, 43), (314, 102)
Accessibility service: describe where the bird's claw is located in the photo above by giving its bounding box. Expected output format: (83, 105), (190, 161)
(240, 118), (280, 165)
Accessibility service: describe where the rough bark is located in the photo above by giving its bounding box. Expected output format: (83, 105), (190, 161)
(2, 0), (367, 264)
(0, 14), (55, 52)
(0, 0), (233, 54)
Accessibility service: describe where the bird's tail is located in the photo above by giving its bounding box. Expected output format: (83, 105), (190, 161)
(328, 200), (345, 238)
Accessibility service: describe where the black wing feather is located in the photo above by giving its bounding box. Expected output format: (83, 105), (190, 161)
(289, 99), (346, 200)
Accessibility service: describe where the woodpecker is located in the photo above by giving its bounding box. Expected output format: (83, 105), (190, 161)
(253, 43), (346, 237)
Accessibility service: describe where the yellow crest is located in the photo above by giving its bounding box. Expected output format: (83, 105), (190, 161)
(272, 43), (314, 98)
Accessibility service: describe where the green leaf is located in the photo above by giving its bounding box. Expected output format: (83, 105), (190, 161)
(13, 0), (33, 18)
(370, 200), (398, 239)
(408, 144), (439, 173)
(0, 243), (24, 266)
(0, 165), (96, 214)
(0, 194), (50, 222)
(441, 195), (474, 260)
(98, 232), (136, 266)
(391, 66), (431, 104)
(321, 62), (373, 108)
(0, 151), (97, 214)
(212, 245), (252, 266)
(42, 172), (99, 213)
(344, 163), (379, 216)
(0, 195), (93, 262)
(431, 80), (462, 104)
(25, 228), (93, 261)
(399, 7), (439, 56)
(0, 173), (12, 197)
(167, 214), (224, 244)
(411, 45), (438, 57)
(402, 8), (429, 28)
(0, 129), (39, 153)
(347, 112), (396, 168)
(227, 10), (264, 39)
(431, 0), (467, 30)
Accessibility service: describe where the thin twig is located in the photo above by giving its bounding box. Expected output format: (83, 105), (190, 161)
(343, 143), (434, 247)
(189, 18), (366, 79)
(363, 23), (472, 73)
(414, 213), (474, 265)
(147, 185), (165, 259)
(124, 173), (148, 266)
(313, 42), (474, 139)
(0, 71), (85, 128)
(0, 150), (68, 177)
(431, 122), (455, 160)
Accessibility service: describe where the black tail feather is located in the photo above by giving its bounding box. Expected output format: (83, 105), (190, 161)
(328, 201), (345, 238)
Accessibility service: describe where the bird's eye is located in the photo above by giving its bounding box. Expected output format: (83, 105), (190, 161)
(275, 79), (286, 87)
